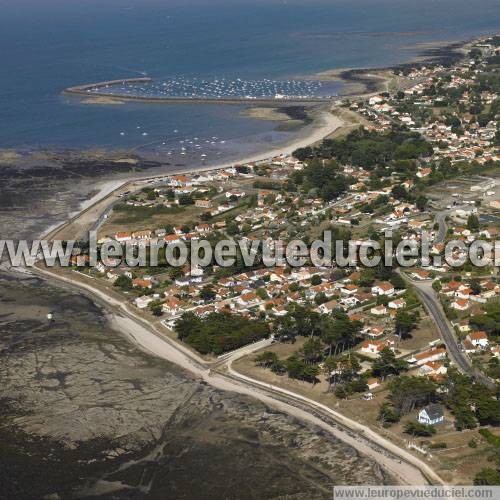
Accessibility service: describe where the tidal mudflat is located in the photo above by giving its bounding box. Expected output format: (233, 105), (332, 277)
(0, 151), (390, 498)
(0, 273), (390, 498)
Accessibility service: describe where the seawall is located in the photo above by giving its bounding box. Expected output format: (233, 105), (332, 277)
(63, 78), (334, 105)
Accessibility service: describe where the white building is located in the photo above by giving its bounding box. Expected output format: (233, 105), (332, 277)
(418, 404), (444, 425)
(466, 331), (489, 348)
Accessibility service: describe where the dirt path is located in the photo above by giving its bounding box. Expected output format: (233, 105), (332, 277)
(31, 106), (447, 486)
(33, 265), (443, 486)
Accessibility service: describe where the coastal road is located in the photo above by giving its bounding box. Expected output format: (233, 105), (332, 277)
(219, 341), (443, 486)
(34, 264), (442, 486)
(411, 280), (471, 374)
(44, 111), (345, 242)
(32, 124), (450, 486)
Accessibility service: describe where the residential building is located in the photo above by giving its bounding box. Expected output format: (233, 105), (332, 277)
(466, 331), (489, 348)
(418, 404), (444, 425)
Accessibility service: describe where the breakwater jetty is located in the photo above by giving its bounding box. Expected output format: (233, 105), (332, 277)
(64, 77), (153, 94)
(63, 78), (333, 105)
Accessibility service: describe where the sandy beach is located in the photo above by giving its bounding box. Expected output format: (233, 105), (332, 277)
(129, 107), (342, 173)
(42, 108), (343, 241)
(217, 110), (342, 165)
(30, 99), (450, 486)
(307, 36), (475, 98)
(82, 96), (125, 105)
(3, 0), (499, 491)
(33, 263), (441, 486)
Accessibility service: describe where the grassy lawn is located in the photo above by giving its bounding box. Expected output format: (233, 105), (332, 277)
(99, 205), (201, 236)
(233, 332), (498, 485)
(399, 316), (441, 351)
(325, 108), (370, 141)
(232, 338), (337, 406)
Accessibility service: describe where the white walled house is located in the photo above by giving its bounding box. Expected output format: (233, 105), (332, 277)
(412, 348), (447, 366)
(360, 340), (385, 356)
(418, 404), (444, 425)
(466, 331), (489, 348)
(370, 305), (387, 316)
(388, 298), (406, 310)
(371, 282), (395, 296)
(134, 296), (155, 309)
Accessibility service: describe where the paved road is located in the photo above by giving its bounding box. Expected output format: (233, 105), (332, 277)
(434, 211), (449, 244)
(34, 154), (450, 485)
(412, 281), (470, 373)
(34, 264), (444, 485)
(409, 279), (495, 389)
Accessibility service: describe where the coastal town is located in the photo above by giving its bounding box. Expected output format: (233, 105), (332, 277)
(51, 35), (500, 486)
(6, 0), (500, 495)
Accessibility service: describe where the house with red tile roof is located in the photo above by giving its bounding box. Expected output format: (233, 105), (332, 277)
(388, 298), (406, 309)
(316, 300), (339, 314)
(451, 298), (470, 311)
(360, 340), (385, 356)
(466, 331), (489, 348)
(132, 278), (152, 289)
(371, 282), (395, 296)
(412, 348), (447, 366)
(370, 305), (387, 316)
(162, 297), (184, 316)
(164, 234), (181, 243)
(411, 269), (430, 280)
(418, 361), (447, 378)
(115, 231), (132, 242)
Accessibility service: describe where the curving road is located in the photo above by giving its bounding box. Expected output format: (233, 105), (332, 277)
(412, 281), (470, 373)
(33, 149), (452, 486)
(406, 278), (495, 390)
(434, 211), (449, 244)
(34, 264), (443, 486)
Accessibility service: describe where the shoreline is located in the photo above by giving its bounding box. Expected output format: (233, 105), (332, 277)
(6, 34), (484, 173)
(312, 35), (479, 97)
(41, 108), (343, 241)
(29, 105), (446, 485)
(62, 36), (474, 107)
(32, 264), (442, 486)
(10, 33), (491, 487)
(42, 110), (345, 240)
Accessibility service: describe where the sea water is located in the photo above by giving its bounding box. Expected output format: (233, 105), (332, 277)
(0, 0), (499, 162)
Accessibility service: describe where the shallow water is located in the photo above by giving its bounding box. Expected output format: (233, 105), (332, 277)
(1, 0), (499, 158)
(0, 1), (499, 495)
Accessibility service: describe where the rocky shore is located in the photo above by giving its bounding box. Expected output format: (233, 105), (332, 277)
(315, 37), (473, 97)
(0, 273), (390, 499)
(0, 116), (393, 498)
(1, 33), (481, 497)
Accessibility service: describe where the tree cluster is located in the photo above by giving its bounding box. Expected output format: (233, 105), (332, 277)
(175, 311), (269, 355)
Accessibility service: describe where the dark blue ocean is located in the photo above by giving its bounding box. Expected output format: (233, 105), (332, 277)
(0, 0), (499, 163)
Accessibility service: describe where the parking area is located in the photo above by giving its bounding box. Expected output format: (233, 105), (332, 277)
(427, 175), (500, 212)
